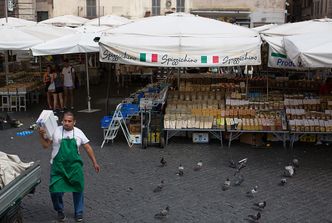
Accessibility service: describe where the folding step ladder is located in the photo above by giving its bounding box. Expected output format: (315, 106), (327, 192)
(101, 103), (139, 148)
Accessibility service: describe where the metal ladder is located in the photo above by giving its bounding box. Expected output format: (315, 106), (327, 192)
(101, 103), (135, 148)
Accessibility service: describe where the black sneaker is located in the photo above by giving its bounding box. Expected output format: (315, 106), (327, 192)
(75, 215), (83, 222)
(57, 212), (66, 222)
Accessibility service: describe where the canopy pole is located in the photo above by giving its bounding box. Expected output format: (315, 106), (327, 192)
(177, 68), (180, 89)
(86, 53), (91, 111)
(266, 70), (269, 101)
(78, 53), (100, 113)
(245, 73), (248, 99)
(39, 56), (42, 72)
(98, 0), (100, 26)
(5, 50), (9, 85)
(5, 0), (8, 23)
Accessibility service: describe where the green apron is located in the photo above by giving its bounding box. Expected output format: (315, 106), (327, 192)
(50, 129), (84, 192)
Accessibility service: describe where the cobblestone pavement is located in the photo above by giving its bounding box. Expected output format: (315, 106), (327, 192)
(1, 81), (332, 223)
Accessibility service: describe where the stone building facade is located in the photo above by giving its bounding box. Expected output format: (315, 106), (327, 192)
(290, 0), (332, 22)
(50, 0), (287, 27)
(0, 0), (36, 21)
(0, 0), (288, 26)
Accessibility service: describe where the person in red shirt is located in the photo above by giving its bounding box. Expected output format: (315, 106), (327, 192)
(319, 77), (332, 95)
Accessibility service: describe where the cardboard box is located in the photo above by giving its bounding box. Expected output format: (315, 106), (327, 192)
(240, 133), (264, 146)
(36, 110), (58, 139)
(193, 132), (209, 143)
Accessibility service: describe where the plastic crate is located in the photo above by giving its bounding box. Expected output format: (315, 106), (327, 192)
(121, 104), (139, 118)
(101, 115), (113, 128)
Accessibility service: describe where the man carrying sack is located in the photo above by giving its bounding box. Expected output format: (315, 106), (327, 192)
(38, 111), (100, 222)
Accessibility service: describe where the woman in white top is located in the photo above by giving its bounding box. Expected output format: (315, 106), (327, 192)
(62, 59), (76, 110)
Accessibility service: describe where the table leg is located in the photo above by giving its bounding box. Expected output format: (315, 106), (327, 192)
(228, 132), (232, 148)
(283, 133), (286, 149)
(220, 131), (223, 149)
(166, 130), (169, 146)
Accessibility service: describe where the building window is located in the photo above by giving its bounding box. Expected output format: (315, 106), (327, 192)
(37, 11), (48, 22)
(87, 0), (96, 18)
(177, 0), (185, 12)
(152, 0), (160, 16)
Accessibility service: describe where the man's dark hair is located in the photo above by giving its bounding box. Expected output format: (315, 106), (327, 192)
(64, 59), (69, 63)
(63, 111), (75, 120)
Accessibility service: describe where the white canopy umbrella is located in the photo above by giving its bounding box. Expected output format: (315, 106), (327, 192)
(284, 32), (332, 68)
(84, 15), (131, 27)
(99, 13), (262, 67)
(31, 26), (110, 112)
(20, 24), (76, 41)
(0, 25), (75, 84)
(261, 18), (332, 68)
(39, 15), (89, 27)
(0, 26), (42, 50)
(0, 17), (36, 27)
(262, 18), (332, 36)
(0, 26), (42, 84)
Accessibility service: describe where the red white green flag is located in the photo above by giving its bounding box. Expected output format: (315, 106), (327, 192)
(140, 53), (158, 62)
(201, 55), (219, 64)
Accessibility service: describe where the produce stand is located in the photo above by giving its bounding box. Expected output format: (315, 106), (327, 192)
(140, 84), (168, 148)
(101, 81), (169, 148)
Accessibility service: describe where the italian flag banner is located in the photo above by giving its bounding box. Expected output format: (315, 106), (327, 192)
(201, 55), (220, 64)
(140, 53), (158, 63)
(99, 43), (261, 67)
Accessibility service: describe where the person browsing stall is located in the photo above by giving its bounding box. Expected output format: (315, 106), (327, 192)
(38, 112), (100, 222)
(62, 59), (76, 110)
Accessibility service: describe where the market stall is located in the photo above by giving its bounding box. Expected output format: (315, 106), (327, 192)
(260, 18), (332, 69)
(31, 25), (111, 112)
(98, 12), (262, 148)
(0, 24), (77, 111)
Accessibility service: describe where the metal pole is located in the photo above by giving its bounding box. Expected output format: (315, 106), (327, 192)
(5, 0), (8, 23)
(98, 0), (100, 26)
(266, 70), (269, 101)
(85, 53), (91, 111)
(177, 68), (180, 89)
(5, 51), (9, 85)
(39, 56), (42, 72)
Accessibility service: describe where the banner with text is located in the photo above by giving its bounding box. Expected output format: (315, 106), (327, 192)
(99, 44), (261, 67)
(268, 45), (298, 69)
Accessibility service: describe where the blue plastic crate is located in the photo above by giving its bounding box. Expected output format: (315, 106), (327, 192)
(121, 104), (139, 118)
(101, 115), (113, 128)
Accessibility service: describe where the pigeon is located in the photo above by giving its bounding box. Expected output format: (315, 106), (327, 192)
(238, 158), (248, 165)
(292, 158), (299, 168)
(284, 165), (295, 177)
(160, 157), (167, 167)
(154, 206), (170, 219)
(193, 160), (203, 171)
(222, 178), (231, 191)
(234, 158), (248, 175)
(248, 212), (261, 222)
(153, 180), (164, 193)
(279, 178), (287, 186)
(253, 201), (266, 209)
(234, 174), (245, 186)
(177, 164), (184, 176)
(127, 187), (133, 192)
(246, 186), (258, 197)
(228, 160), (237, 169)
